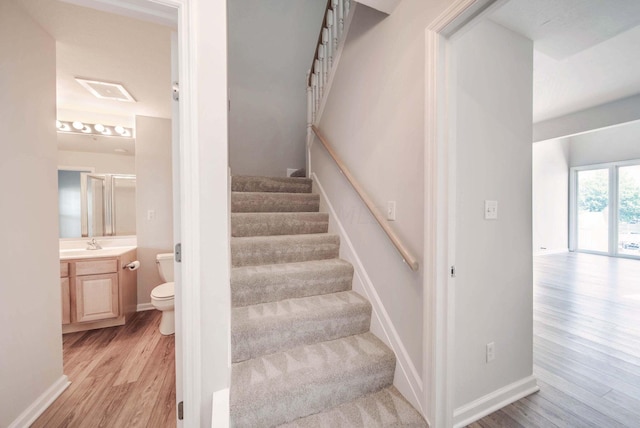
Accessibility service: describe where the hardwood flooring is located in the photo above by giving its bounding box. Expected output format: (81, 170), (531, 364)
(33, 310), (176, 428)
(470, 252), (640, 428)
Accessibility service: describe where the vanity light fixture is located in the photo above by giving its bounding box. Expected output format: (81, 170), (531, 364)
(56, 120), (71, 132)
(56, 120), (134, 139)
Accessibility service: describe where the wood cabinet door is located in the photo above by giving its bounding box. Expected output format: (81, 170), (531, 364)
(61, 278), (71, 325)
(75, 273), (119, 323)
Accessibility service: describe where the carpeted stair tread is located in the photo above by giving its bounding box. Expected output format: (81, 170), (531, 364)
(231, 212), (329, 237)
(231, 233), (339, 267)
(232, 291), (371, 362)
(277, 386), (427, 427)
(232, 175), (313, 193)
(230, 332), (396, 428)
(232, 192), (320, 213)
(231, 259), (354, 307)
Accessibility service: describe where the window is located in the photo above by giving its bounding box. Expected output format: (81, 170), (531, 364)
(570, 160), (640, 258)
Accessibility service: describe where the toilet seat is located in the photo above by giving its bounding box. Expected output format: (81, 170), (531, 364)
(151, 282), (174, 300)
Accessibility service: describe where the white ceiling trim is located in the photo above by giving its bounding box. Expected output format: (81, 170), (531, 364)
(60, 0), (177, 28)
(533, 94), (640, 143)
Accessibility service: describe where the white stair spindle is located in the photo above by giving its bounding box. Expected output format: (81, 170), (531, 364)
(313, 72), (320, 113)
(337, 0), (344, 37)
(307, 85), (314, 125)
(331, 0), (339, 46)
(316, 55), (323, 97)
(306, 70), (313, 126)
(319, 44), (327, 88)
(328, 8), (337, 54)
(344, 0), (350, 17)
(323, 27), (331, 70)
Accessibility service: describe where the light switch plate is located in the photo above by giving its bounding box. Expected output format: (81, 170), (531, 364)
(485, 200), (498, 220)
(387, 201), (396, 221)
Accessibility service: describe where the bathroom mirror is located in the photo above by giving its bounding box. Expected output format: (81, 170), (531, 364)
(58, 170), (136, 238)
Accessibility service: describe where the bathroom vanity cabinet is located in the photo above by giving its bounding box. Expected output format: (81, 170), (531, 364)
(60, 248), (137, 334)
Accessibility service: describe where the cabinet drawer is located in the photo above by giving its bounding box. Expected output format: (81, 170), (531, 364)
(60, 262), (69, 278)
(75, 259), (118, 276)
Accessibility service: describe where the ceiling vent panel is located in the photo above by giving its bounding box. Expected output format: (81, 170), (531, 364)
(75, 78), (136, 102)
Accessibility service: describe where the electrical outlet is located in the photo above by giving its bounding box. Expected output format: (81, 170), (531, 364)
(387, 201), (396, 221)
(147, 209), (155, 221)
(486, 342), (495, 363)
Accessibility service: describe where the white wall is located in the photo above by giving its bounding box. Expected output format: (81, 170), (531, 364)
(135, 116), (173, 306)
(227, 0), (325, 177)
(58, 150), (135, 174)
(451, 19), (535, 416)
(193, 1), (231, 424)
(533, 139), (569, 253)
(570, 120), (640, 167)
(0, 1), (64, 425)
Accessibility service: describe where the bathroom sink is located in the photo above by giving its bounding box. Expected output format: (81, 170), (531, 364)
(60, 246), (137, 260)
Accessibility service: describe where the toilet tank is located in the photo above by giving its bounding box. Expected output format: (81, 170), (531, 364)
(156, 253), (174, 282)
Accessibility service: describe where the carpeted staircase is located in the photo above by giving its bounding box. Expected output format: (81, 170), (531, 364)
(229, 175), (427, 427)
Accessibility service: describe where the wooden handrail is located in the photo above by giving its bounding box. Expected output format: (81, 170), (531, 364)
(311, 125), (420, 271)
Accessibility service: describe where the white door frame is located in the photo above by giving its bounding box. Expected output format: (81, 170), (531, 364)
(70, 0), (224, 425)
(423, 1), (499, 426)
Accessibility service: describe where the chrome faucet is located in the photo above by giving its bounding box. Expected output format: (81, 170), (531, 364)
(87, 238), (102, 250)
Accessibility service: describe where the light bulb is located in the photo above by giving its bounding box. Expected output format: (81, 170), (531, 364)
(82, 125), (92, 133)
(114, 125), (125, 135)
(72, 121), (84, 130)
(56, 120), (63, 129)
(94, 124), (105, 132)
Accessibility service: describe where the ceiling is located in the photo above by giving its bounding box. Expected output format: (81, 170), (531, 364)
(489, 0), (640, 123)
(18, 0), (175, 155)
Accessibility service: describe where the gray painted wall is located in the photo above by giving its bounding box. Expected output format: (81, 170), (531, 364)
(0, 1), (63, 425)
(452, 19), (534, 408)
(228, 0), (326, 177)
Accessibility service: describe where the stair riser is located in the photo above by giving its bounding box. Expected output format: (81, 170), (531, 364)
(231, 236), (339, 267)
(232, 302), (371, 362)
(231, 213), (328, 237)
(232, 176), (312, 193)
(231, 262), (354, 307)
(231, 192), (320, 213)
(231, 359), (395, 427)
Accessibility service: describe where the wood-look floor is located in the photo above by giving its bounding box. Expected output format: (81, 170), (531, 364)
(470, 252), (640, 428)
(33, 310), (176, 428)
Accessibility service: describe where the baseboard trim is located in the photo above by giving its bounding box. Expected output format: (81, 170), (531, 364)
(211, 388), (230, 428)
(137, 303), (155, 312)
(533, 248), (568, 256)
(312, 172), (425, 415)
(453, 375), (539, 428)
(8, 375), (70, 428)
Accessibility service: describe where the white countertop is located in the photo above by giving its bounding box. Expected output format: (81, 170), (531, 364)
(59, 246), (137, 260)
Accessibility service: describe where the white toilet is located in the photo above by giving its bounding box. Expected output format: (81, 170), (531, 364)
(151, 253), (175, 335)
